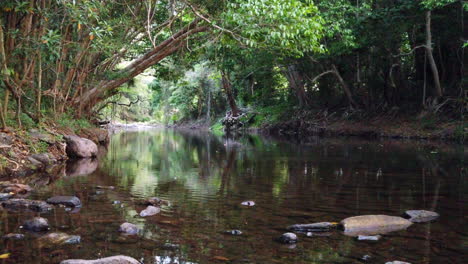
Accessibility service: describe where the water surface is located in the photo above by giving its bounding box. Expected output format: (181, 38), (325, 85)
(1, 129), (466, 263)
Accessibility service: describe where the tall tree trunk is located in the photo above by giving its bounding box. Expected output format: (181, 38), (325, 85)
(285, 65), (309, 107)
(425, 11), (443, 98)
(332, 64), (358, 108)
(221, 71), (239, 117)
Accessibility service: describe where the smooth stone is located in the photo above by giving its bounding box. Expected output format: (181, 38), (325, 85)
(47, 196), (82, 207)
(362, 255), (372, 261)
(30, 153), (55, 165)
(405, 210), (439, 223)
(357, 235), (381, 241)
(2, 198), (53, 212)
(113, 200), (121, 205)
(241, 201), (255, 206)
(3, 233), (25, 240)
(23, 217), (49, 232)
(306, 232), (332, 237)
(97, 185), (115, 190)
(161, 243), (180, 250)
(139, 205), (160, 217)
(37, 232), (81, 247)
(341, 215), (413, 236)
(143, 197), (162, 206)
(0, 193), (13, 201)
(385, 261), (411, 264)
(224, 230), (242, 235)
(287, 222), (337, 232)
(60, 255), (140, 264)
(119, 223), (140, 235)
(64, 135), (98, 158)
(277, 232), (298, 244)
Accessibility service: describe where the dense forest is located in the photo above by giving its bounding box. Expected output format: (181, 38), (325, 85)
(0, 0), (466, 137)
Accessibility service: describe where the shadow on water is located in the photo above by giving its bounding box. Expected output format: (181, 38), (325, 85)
(0, 128), (466, 263)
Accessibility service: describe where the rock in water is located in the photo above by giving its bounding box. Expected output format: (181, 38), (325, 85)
(143, 197), (162, 206)
(385, 261), (411, 264)
(241, 201), (255, 206)
(405, 210), (439, 223)
(23, 217), (49, 232)
(357, 235), (381, 241)
(37, 232), (81, 247)
(3, 233), (25, 240)
(341, 215), (412, 236)
(0, 182), (33, 194)
(47, 196), (82, 207)
(0, 193), (13, 201)
(277, 232), (298, 244)
(64, 135), (98, 158)
(287, 222), (338, 232)
(60, 255), (140, 264)
(224, 230), (242, 235)
(66, 158), (98, 177)
(139, 206), (160, 217)
(119, 223), (140, 235)
(2, 199), (53, 212)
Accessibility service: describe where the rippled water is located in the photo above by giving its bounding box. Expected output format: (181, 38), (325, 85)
(1, 129), (466, 263)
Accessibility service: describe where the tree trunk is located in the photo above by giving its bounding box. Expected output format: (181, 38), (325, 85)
(221, 71), (239, 117)
(425, 11), (443, 98)
(332, 64), (358, 108)
(285, 64), (309, 107)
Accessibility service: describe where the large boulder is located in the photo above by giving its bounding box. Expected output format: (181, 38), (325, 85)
(78, 128), (109, 145)
(64, 135), (98, 158)
(47, 196), (82, 207)
(341, 215), (412, 236)
(60, 255), (140, 264)
(2, 198), (53, 212)
(23, 217), (49, 232)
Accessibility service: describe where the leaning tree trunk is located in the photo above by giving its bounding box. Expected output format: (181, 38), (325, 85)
(221, 71), (239, 117)
(425, 11), (443, 98)
(332, 64), (358, 108)
(285, 64), (310, 108)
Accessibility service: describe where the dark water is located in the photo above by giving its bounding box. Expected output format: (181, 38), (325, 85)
(1, 129), (466, 263)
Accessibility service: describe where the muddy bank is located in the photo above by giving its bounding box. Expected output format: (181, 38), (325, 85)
(0, 127), (110, 179)
(263, 117), (465, 142)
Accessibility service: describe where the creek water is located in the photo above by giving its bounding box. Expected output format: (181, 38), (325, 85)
(1, 128), (466, 263)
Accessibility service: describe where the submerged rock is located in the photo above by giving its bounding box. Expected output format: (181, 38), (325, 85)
(3, 233), (25, 240)
(60, 255), (140, 264)
(357, 235), (381, 241)
(2, 198), (53, 212)
(66, 158), (98, 177)
(287, 222), (337, 232)
(224, 230), (242, 235)
(30, 153), (55, 165)
(47, 196), (82, 207)
(96, 185), (115, 190)
(277, 232), (298, 244)
(64, 135), (98, 158)
(23, 217), (49, 232)
(241, 201), (255, 206)
(37, 232), (81, 247)
(119, 223), (140, 235)
(142, 197), (162, 206)
(405, 210), (439, 223)
(0, 193), (13, 201)
(161, 243), (180, 250)
(0, 182), (33, 194)
(385, 261), (411, 264)
(341, 215), (412, 236)
(139, 205), (160, 217)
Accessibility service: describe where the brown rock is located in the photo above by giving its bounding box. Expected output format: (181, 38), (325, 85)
(341, 215), (412, 236)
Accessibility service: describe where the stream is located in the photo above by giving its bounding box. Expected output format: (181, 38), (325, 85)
(1, 128), (466, 263)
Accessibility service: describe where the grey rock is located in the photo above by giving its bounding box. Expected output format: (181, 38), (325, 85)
(60, 255), (140, 264)
(31, 153), (55, 165)
(161, 243), (180, 250)
(2, 198), (53, 212)
(277, 232), (298, 244)
(64, 135), (98, 158)
(23, 217), (49, 232)
(0, 193), (13, 201)
(405, 210), (439, 223)
(66, 158), (98, 177)
(97, 185), (115, 190)
(29, 129), (56, 144)
(47, 196), (82, 207)
(357, 235), (381, 241)
(119, 223), (140, 235)
(225, 230), (242, 235)
(0, 132), (13, 145)
(3, 233), (25, 240)
(385, 261), (411, 264)
(0, 182), (33, 194)
(287, 222), (337, 232)
(341, 215), (413, 236)
(139, 205), (160, 217)
(27, 156), (44, 167)
(37, 232), (81, 247)
(143, 197), (162, 206)
(241, 201), (255, 206)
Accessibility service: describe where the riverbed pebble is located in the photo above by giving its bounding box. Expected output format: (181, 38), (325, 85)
(119, 222), (140, 235)
(60, 255), (140, 264)
(277, 232), (298, 244)
(139, 205), (160, 217)
(47, 196), (82, 207)
(405, 210), (439, 223)
(23, 217), (49, 232)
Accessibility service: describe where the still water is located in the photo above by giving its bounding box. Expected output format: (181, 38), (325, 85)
(1, 129), (466, 263)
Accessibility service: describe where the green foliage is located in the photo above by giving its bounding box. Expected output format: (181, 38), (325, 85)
(56, 111), (93, 131)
